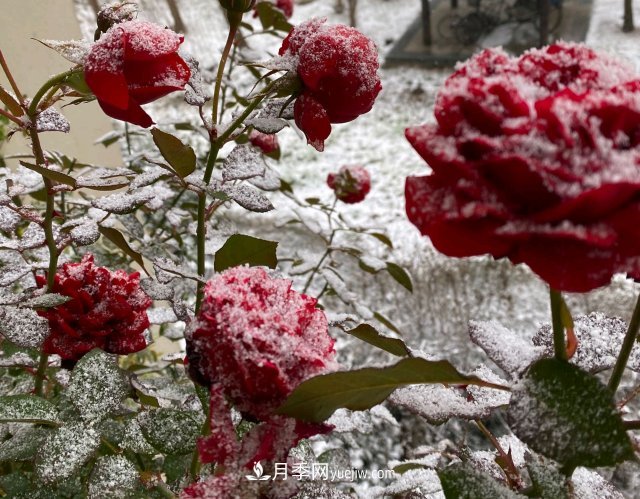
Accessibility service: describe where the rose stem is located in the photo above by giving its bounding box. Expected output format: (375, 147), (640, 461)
(0, 108), (22, 126)
(211, 13), (240, 125)
(549, 288), (567, 361)
(26, 70), (78, 397)
(475, 420), (522, 489)
(608, 293), (640, 393)
(0, 50), (24, 103)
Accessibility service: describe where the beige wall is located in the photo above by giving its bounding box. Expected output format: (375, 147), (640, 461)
(0, 0), (122, 166)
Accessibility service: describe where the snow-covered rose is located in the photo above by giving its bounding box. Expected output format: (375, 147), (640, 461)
(405, 43), (640, 292)
(84, 20), (190, 128)
(279, 18), (382, 151)
(327, 164), (371, 204)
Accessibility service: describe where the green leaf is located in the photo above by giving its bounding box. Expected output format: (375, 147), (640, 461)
(0, 426), (50, 462)
(255, 2), (293, 32)
(386, 262), (413, 292)
(0, 395), (59, 424)
(19, 161), (76, 188)
(373, 311), (403, 336)
(508, 358), (634, 469)
(368, 232), (393, 248)
(0, 84), (23, 116)
(526, 455), (569, 499)
(89, 455), (139, 498)
(214, 234), (278, 272)
(151, 128), (196, 178)
(99, 226), (148, 274)
(438, 462), (524, 499)
(67, 349), (129, 421)
(345, 323), (410, 357)
(138, 409), (201, 455)
(35, 422), (100, 484)
(277, 357), (508, 422)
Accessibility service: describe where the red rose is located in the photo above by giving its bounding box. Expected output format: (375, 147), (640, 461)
(248, 130), (279, 155)
(279, 19), (381, 151)
(405, 43), (640, 292)
(253, 0), (293, 18)
(37, 254), (152, 360)
(327, 164), (371, 204)
(84, 20), (191, 128)
(185, 266), (336, 421)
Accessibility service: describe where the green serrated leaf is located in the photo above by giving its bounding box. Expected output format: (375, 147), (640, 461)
(346, 323), (410, 357)
(138, 409), (200, 455)
(67, 349), (129, 422)
(214, 234), (278, 272)
(163, 454), (191, 484)
(277, 357), (508, 422)
(89, 455), (138, 498)
(438, 462), (524, 499)
(508, 358), (634, 469)
(0, 395), (59, 424)
(99, 226), (148, 274)
(255, 2), (293, 32)
(19, 161), (76, 188)
(386, 262), (413, 292)
(0, 425), (50, 462)
(35, 422), (100, 484)
(151, 128), (196, 178)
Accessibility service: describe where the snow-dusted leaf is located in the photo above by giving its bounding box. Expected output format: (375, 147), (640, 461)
(120, 418), (156, 454)
(76, 176), (129, 191)
(326, 405), (397, 434)
(140, 278), (175, 301)
(22, 293), (71, 308)
(391, 366), (510, 424)
(36, 39), (90, 64)
(224, 183), (274, 212)
(526, 454), (569, 499)
(151, 128), (196, 179)
(0, 425), (50, 462)
(344, 323), (410, 357)
(571, 467), (624, 499)
(35, 107), (70, 133)
(129, 167), (166, 190)
(0, 206), (21, 232)
(147, 307), (178, 325)
(0, 263), (32, 286)
(67, 349), (129, 422)
(184, 55), (210, 106)
(88, 455), (138, 499)
(259, 97), (295, 121)
(384, 468), (443, 496)
(438, 462), (523, 498)
(0, 353), (38, 368)
(138, 409), (200, 455)
(35, 422), (100, 483)
(0, 395), (58, 424)
(508, 358), (633, 469)
(532, 312), (637, 373)
(0, 306), (49, 348)
(19, 161), (76, 188)
(470, 321), (544, 377)
(222, 145), (266, 181)
(132, 376), (195, 407)
(153, 257), (205, 283)
(249, 166), (281, 191)
(278, 357), (508, 423)
(67, 219), (100, 246)
(91, 188), (155, 214)
(245, 116), (288, 134)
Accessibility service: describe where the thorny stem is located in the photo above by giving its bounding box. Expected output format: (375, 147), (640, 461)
(549, 288), (567, 361)
(0, 50), (24, 103)
(476, 420), (523, 489)
(212, 16), (240, 125)
(608, 293), (640, 393)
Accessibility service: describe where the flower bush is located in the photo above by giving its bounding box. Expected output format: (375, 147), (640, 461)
(327, 164), (371, 204)
(36, 254), (151, 360)
(405, 43), (640, 292)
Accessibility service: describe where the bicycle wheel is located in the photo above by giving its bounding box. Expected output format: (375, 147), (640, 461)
(453, 12), (495, 45)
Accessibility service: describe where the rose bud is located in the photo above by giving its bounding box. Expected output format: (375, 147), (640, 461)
(278, 18), (381, 151)
(248, 130), (279, 155)
(96, 1), (137, 34)
(84, 20), (191, 128)
(327, 164), (371, 204)
(219, 0), (257, 13)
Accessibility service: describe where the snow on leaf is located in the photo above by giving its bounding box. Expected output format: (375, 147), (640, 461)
(131, 375), (195, 408)
(223, 183), (274, 212)
(0, 353), (38, 368)
(326, 405), (397, 434)
(35, 422), (100, 484)
(88, 455), (138, 499)
(470, 320), (545, 377)
(571, 467), (624, 499)
(138, 409), (201, 455)
(384, 468), (443, 496)
(0, 425), (50, 462)
(67, 349), (129, 422)
(532, 312), (637, 373)
(222, 145), (266, 181)
(36, 39), (90, 64)
(0, 263), (32, 287)
(140, 278), (175, 300)
(0, 206), (21, 232)
(147, 307), (178, 325)
(0, 395), (59, 424)
(120, 418), (156, 454)
(249, 166), (281, 191)
(184, 55), (210, 106)
(245, 116), (288, 134)
(153, 257), (205, 283)
(129, 167), (166, 190)
(390, 366), (510, 424)
(439, 462), (523, 498)
(259, 97), (295, 121)
(22, 293), (71, 308)
(67, 219), (101, 246)
(76, 176), (129, 191)
(0, 223), (46, 251)
(0, 306), (49, 348)
(91, 188), (155, 214)
(35, 107), (70, 133)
